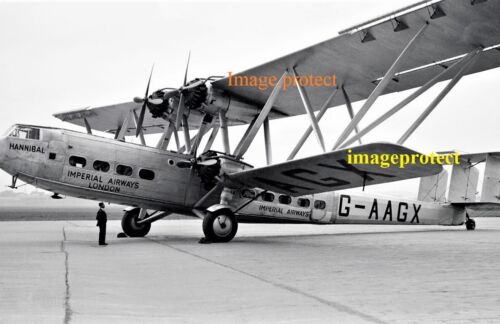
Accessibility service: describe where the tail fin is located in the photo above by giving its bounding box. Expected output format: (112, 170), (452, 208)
(418, 169), (448, 202)
(448, 163), (479, 203)
(480, 154), (500, 202)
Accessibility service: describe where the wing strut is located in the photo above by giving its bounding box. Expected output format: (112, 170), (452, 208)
(332, 22), (428, 150)
(179, 134), (196, 154)
(190, 114), (213, 155)
(132, 110), (146, 146)
(219, 110), (231, 154)
(233, 115), (258, 156)
(339, 48), (480, 149)
(116, 110), (132, 141)
(173, 129), (181, 151)
(156, 121), (173, 149)
(291, 67), (326, 152)
(263, 117), (272, 165)
(203, 126), (219, 153)
(341, 85), (362, 145)
(287, 88), (338, 161)
(397, 48), (482, 145)
(233, 71), (287, 159)
(83, 117), (92, 135)
(182, 115), (192, 152)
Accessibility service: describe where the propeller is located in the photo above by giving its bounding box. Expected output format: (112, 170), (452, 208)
(135, 65), (155, 137)
(176, 124), (219, 169)
(174, 51), (191, 130)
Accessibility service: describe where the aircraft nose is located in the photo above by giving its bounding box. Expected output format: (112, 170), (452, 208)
(0, 137), (6, 167)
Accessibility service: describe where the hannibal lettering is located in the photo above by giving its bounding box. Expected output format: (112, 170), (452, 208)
(9, 142), (45, 153)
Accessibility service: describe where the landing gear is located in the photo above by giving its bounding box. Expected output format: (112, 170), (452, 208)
(465, 212), (476, 231)
(121, 208), (151, 237)
(466, 218), (476, 231)
(201, 209), (238, 243)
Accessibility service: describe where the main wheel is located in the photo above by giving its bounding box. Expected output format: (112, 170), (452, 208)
(202, 209), (238, 243)
(466, 218), (476, 231)
(121, 208), (151, 237)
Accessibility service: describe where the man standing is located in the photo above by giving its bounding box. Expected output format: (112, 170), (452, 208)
(96, 202), (108, 246)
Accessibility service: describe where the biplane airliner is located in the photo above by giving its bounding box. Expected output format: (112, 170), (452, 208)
(2, 0), (500, 242)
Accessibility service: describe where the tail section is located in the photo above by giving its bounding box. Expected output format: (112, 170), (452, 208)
(418, 152), (500, 217)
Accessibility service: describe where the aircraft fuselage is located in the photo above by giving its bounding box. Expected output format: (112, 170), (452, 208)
(0, 124), (466, 226)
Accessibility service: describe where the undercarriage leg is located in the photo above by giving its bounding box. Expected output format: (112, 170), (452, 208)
(465, 212), (476, 231)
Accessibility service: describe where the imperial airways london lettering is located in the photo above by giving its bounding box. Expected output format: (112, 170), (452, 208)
(67, 170), (139, 193)
(258, 205), (311, 218)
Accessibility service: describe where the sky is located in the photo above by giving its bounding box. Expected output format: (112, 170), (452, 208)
(1, 0), (499, 199)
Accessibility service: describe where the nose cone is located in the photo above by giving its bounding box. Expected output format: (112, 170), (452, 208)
(0, 137), (6, 168)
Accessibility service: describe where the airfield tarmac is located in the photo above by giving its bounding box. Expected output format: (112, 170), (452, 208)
(1, 219), (500, 324)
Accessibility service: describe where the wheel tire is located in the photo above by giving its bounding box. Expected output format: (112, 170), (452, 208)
(202, 209), (238, 243)
(466, 218), (476, 231)
(121, 208), (151, 237)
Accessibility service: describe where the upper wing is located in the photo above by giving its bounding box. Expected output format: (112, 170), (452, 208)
(213, 0), (500, 116)
(53, 103), (207, 135)
(226, 143), (442, 196)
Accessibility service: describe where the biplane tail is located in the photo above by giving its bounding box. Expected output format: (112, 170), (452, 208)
(418, 152), (500, 217)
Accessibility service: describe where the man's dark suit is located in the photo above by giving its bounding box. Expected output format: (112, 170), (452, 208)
(96, 208), (107, 245)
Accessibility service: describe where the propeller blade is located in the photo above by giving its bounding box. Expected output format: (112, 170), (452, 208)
(183, 51), (191, 87)
(175, 93), (185, 130)
(135, 101), (147, 137)
(145, 64), (154, 98)
(135, 65), (154, 137)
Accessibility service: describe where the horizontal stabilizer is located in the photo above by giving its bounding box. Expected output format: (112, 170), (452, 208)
(227, 143), (442, 196)
(451, 202), (500, 218)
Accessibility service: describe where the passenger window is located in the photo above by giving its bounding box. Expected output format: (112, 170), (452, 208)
(279, 195), (291, 205)
(297, 198), (310, 208)
(139, 169), (155, 180)
(93, 160), (110, 172)
(314, 200), (326, 210)
(9, 127), (40, 140)
(69, 156), (86, 168)
(116, 164), (133, 176)
(262, 192), (275, 202)
(241, 189), (256, 199)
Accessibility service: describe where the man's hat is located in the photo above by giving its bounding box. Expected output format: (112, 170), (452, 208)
(99, 202), (105, 208)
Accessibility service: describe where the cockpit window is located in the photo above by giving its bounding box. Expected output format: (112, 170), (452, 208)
(9, 126), (40, 140)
